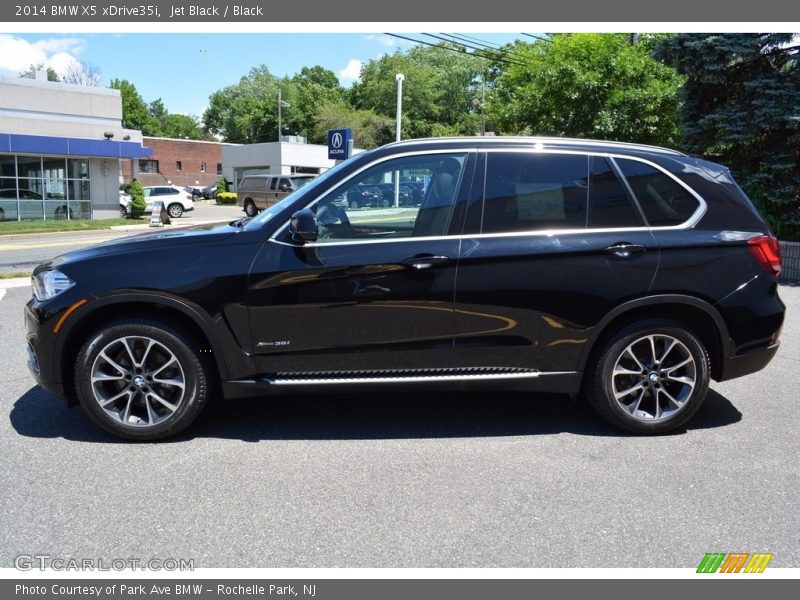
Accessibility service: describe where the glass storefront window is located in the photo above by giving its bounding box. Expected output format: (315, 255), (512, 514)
(0, 155), (93, 221)
(43, 157), (66, 179)
(17, 156), (42, 179)
(68, 158), (90, 179)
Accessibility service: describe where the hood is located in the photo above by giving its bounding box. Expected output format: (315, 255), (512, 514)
(38, 222), (242, 273)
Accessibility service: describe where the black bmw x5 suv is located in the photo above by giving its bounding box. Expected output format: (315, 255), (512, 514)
(25, 137), (784, 440)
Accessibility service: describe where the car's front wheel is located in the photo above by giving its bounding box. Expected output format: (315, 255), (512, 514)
(167, 203), (184, 218)
(119, 205), (128, 218)
(585, 319), (710, 434)
(74, 318), (212, 440)
(244, 199), (258, 218)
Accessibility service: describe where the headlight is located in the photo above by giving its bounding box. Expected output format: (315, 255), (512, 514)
(32, 270), (75, 301)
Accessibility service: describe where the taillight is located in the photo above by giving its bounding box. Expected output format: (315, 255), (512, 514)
(747, 235), (782, 276)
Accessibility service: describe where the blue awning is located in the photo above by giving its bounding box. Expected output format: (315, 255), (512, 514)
(0, 132), (153, 158)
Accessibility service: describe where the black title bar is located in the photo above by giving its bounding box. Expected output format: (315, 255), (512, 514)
(2, 1), (800, 22)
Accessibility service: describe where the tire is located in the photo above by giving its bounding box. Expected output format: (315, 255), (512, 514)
(348, 199), (359, 210)
(244, 199), (258, 218)
(381, 198), (390, 208)
(119, 205), (128, 218)
(74, 318), (213, 441)
(167, 203), (184, 218)
(0, 207), (5, 221)
(584, 319), (710, 434)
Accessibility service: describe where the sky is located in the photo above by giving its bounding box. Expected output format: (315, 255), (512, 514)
(0, 33), (526, 119)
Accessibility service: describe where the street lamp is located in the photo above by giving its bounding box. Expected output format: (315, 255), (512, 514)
(395, 73), (404, 142)
(472, 77), (486, 136)
(393, 74), (405, 208)
(277, 88), (290, 142)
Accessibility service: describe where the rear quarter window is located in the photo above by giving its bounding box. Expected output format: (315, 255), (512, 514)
(615, 158), (700, 226)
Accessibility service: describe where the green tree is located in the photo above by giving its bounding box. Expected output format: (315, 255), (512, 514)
(291, 66), (343, 143)
(127, 179), (146, 218)
(488, 34), (683, 146)
(655, 33), (800, 235)
(110, 79), (160, 135)
(203, 66), (285, 143)
(313, 101), (394, 149)
(350, 44), (487, 139)
(216, 176), (228, 193)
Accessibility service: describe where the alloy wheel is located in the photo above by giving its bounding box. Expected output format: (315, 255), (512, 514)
(611, 334), (696, 422)
(90, 335), (186, 427)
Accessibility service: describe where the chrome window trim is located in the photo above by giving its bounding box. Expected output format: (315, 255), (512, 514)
(480, 147), (707, 230)
(269, 147), (706, 249)
(269, 147), (477, 244)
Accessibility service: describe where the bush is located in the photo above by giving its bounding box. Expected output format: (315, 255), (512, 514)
(215, 192), (237, 205)
(128, 179), (146, 218)
(216, 176), (228, 194)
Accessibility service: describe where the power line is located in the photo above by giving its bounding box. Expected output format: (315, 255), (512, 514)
(385, 33), (537, 68)
(521, 33), (552, 43)
(443, 33), (533, 63)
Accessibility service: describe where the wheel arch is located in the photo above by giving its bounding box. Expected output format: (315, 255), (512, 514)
(578, 295), (731, 384)
(58, 294), (228, 407)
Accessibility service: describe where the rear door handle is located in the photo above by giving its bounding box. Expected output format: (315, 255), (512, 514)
(605, 243), (647, 258)
(402, 255), (450, 270)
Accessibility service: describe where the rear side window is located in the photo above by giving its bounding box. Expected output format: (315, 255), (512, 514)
(615, 158), (700, 226)
(482, 153), (588, 233)
(588, 157), (642, 228)
(269, 178), (277, 191)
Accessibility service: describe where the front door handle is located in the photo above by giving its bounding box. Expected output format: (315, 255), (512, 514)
(402, 255), (450, 270)
(605, 243), (647, 258)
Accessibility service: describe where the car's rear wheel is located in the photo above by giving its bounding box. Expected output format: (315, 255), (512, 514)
(348, 199), (359, 210)
(74, 318), (212, 441)
(167, 203), (183, 218)
(0, 207), (5, 221)
(244, 199), (258, 217)
(119, 205), (127, 218)
(585, 319), (710, 434)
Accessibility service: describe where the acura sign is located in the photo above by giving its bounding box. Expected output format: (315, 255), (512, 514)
(328, 128), (352, 160)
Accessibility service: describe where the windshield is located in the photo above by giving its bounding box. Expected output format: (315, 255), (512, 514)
(250, 153), (372, 226)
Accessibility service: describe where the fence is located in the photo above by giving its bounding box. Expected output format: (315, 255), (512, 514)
(779, 241), (800, 283)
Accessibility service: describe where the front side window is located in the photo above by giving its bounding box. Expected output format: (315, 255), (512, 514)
(309, 153), (467, 243)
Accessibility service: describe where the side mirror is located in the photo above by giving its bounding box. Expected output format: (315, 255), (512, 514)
(289, 208), (318, 243)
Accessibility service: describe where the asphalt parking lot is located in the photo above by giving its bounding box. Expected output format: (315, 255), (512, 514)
(0, 281), (797, 569)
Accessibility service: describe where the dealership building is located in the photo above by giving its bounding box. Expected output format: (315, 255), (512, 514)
(222, 137), (363, 191)
(0, 73), (151, 221)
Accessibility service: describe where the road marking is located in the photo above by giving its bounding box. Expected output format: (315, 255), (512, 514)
(0, 278), (30, 289)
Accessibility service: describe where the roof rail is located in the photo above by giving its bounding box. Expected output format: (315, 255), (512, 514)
(383, 136), (687, 157)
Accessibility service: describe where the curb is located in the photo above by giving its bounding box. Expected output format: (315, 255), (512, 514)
(0, 218), (232, 240)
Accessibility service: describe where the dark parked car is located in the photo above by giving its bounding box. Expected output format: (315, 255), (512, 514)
(184, 186), (203, 201)
(25, 137), (785, 440)
(201, 184), (217, 199)
(344, 184), (384, 209)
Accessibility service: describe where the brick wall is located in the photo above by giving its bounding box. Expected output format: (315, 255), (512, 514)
(120, 137), (230, 188)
